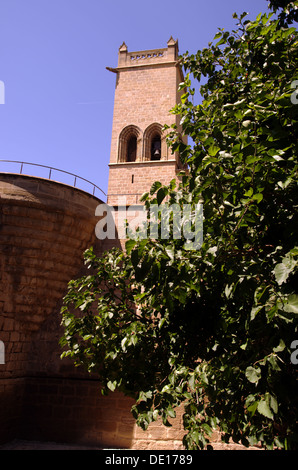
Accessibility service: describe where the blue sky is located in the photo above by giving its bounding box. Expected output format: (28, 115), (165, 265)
(0, 0), (270, 200)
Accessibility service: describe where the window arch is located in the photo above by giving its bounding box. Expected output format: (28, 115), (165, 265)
(118, 125), (142, 163)
(143, 123), (166, 161)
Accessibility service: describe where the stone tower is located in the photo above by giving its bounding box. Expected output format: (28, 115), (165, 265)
(106, 37), (186, 208)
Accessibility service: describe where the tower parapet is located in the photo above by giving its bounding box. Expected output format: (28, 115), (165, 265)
(116, 37), (179, 69)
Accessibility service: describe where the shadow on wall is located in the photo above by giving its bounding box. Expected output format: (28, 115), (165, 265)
(20, 238), (137, 450)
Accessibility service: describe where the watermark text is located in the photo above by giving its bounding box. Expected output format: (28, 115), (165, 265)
(291, 80), (298, 104)
(290, 340), (298, 365)
(95, 197), (203, 250)
(0, 340), (5, 364)
(0, 80), (5, 104)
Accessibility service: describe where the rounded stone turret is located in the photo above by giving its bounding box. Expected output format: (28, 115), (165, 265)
(0, 173), (102, 376)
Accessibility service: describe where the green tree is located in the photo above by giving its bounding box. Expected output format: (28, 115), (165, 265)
(60, 4), (298, 450)
(267, 1), (298, 26)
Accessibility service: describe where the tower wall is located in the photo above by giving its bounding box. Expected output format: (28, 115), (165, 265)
(108, 160), (177, 206)
(107, 39), (186, 207)
(108, 44), (183, 165)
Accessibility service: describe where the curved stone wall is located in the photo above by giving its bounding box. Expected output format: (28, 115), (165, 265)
(0, 174), (102, 441)
(0, 174), (101, 332)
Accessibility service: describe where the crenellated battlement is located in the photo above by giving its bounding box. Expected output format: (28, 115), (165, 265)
(115, 37), (179, 69)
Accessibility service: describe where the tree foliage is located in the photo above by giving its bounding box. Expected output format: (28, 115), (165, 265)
(60, 4), (298, 450)
(267, 0), (298, 26)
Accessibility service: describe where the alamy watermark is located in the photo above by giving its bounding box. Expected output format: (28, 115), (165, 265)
(95, 197), (203, 250)
(0, 340), (5, 364)
(291, 80), (298, 104)
(0, 80), (5, 104)
(0, 337), (297, 365)
(290, 340), (298, 365)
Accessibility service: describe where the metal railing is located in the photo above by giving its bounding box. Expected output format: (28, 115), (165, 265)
(0, 160), (106, 198)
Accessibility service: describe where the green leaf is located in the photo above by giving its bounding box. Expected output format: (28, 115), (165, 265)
(250, 305), (263, 321)
(150, 181), (162, 195)
(208, 144), (220, 157)
(274, 250), (298, 285)
(224, 284), (234, 299)
(140, 191), (149, 202)
(244, 188), (253, 197)
(107, 380), (117, 392)
(252, 193), (263, 203)
(188, 373), (195, 391)
(158, 317), (166, 329)
(165, 246), (175, 261)
(247, 401), (259, 416)
(274, 263), (292, 285)
(121, 337), (128, 351)
(214, 31), (223, 40)
(245, 366), (261, 384)
(173, 287), (187, 303)
(273, 339), (286, 353)
(157, 187), (167, 205)
(283, 295), (298, 314)
(125, 239), (137, 254)
(138, 390), (153, 402)
(201, 422), (213, 436)
(269, 395), (278, 414)
(257, 400), (274, 420)
(167, 407), (176, 419)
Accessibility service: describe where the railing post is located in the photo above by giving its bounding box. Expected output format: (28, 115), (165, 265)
(20, 163), (23, 174)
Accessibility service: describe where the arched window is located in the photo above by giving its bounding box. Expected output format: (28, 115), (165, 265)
(118, 125), (142, 163)
(143, 123), (166, 161)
